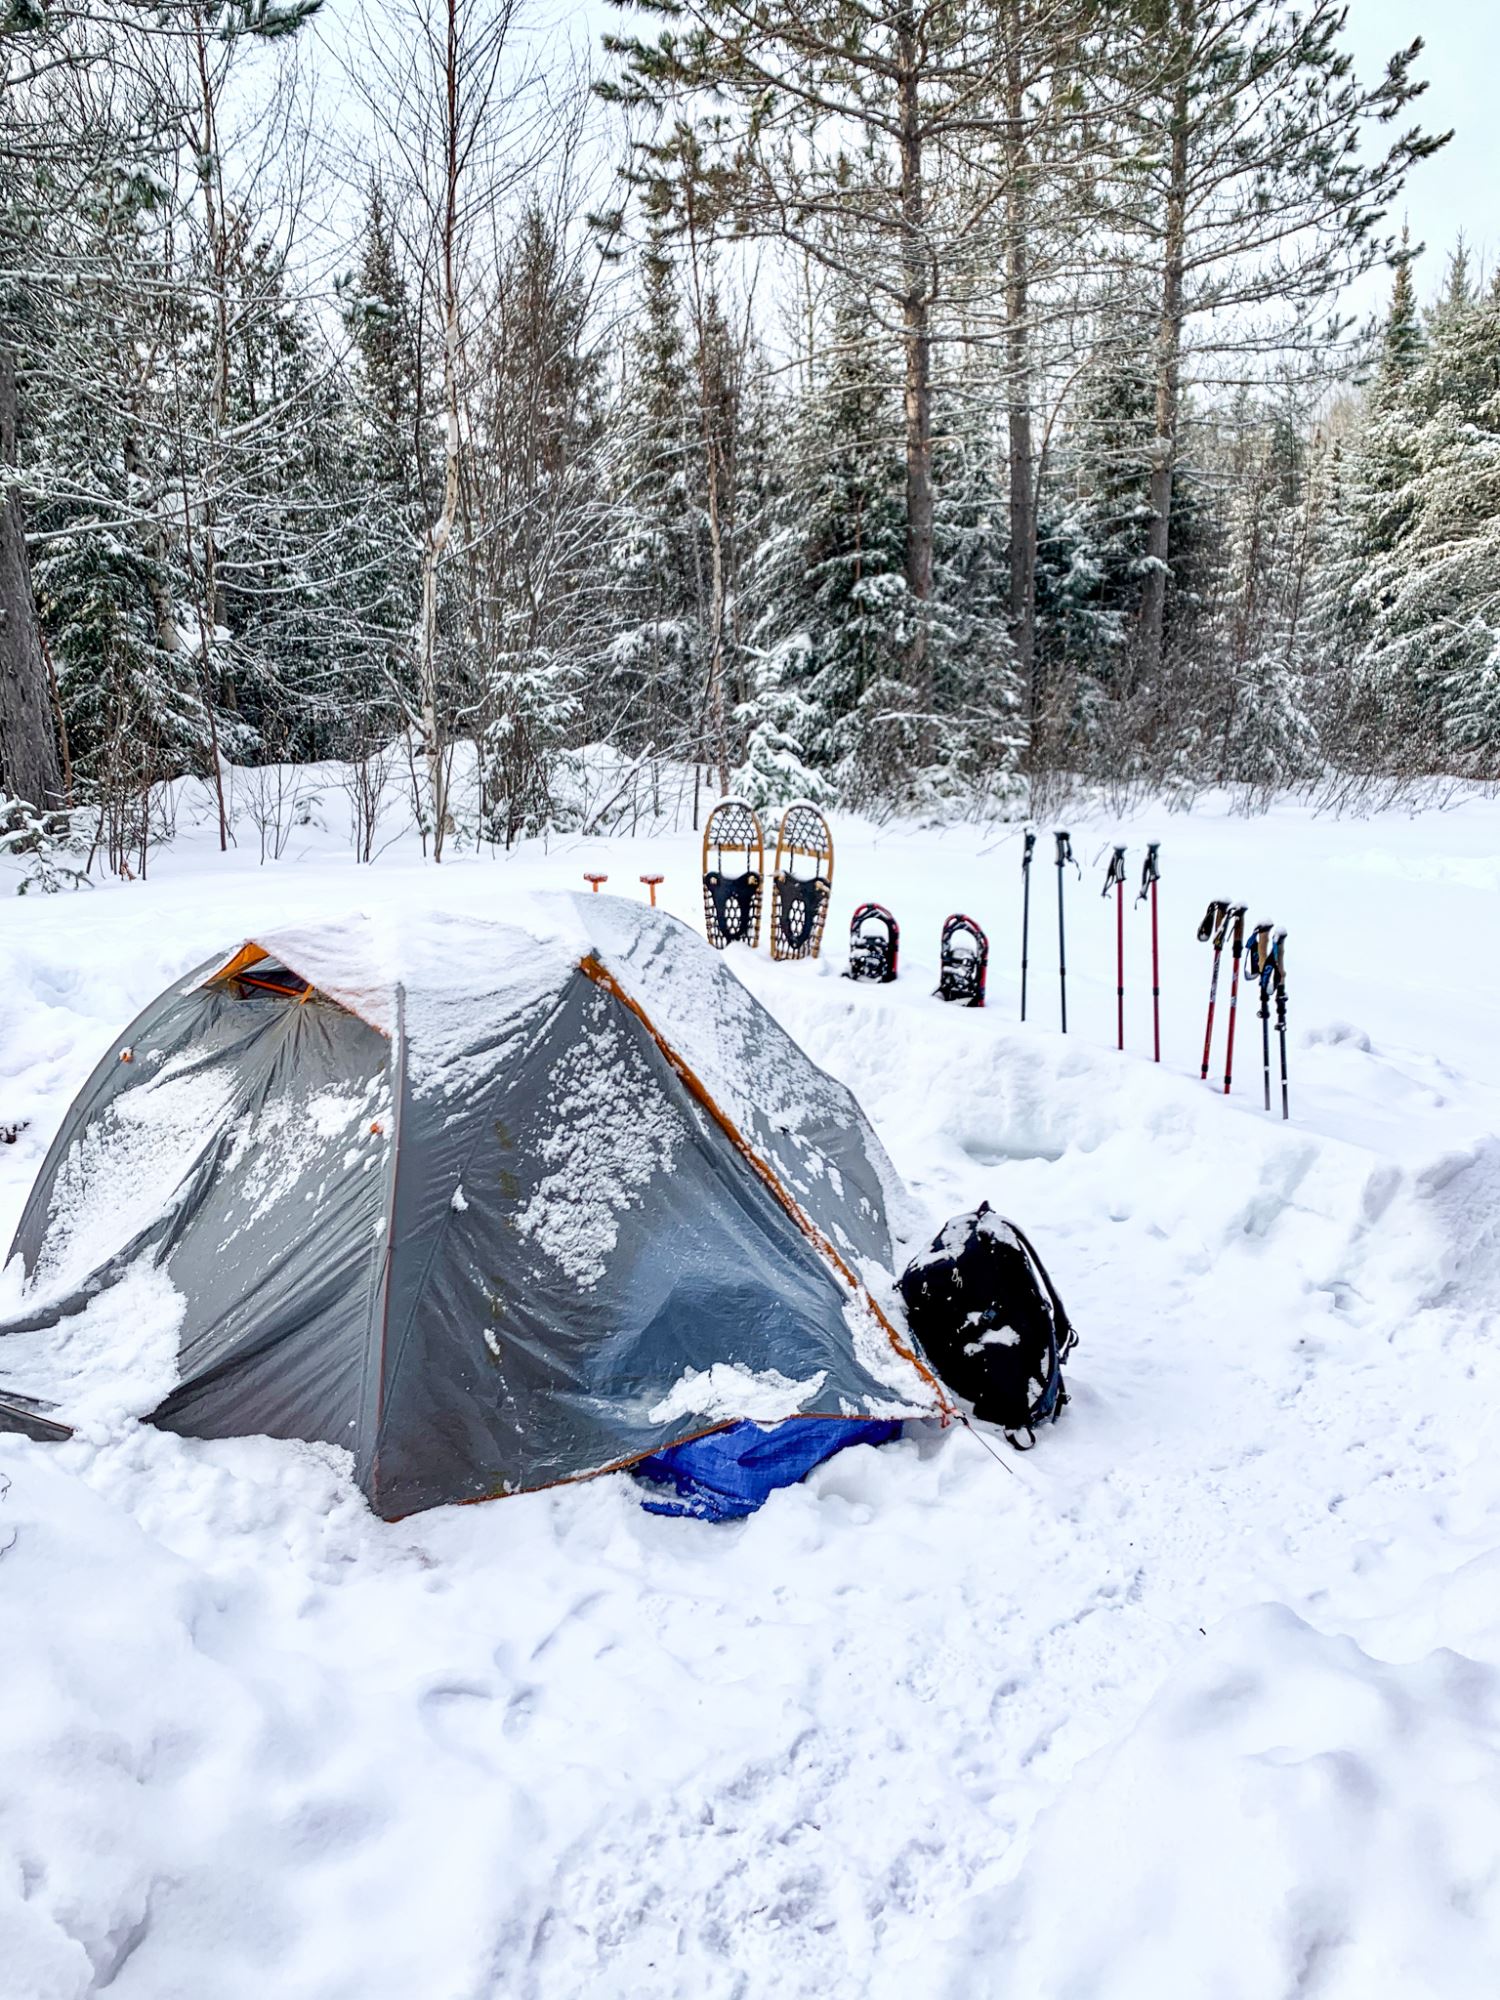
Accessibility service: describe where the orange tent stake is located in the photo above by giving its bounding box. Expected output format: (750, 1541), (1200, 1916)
(640, 874), (664, 907)
(584, 873), (608, 894)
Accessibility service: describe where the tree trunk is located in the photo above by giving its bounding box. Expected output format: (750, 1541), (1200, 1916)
(416, 0), (465, 863)
(896, 9), (934, 710)
(0, 346), (62, 810)
(703, 436), (731, 797)
(1003, 19), (1037, 727)
(1138, 9), (1193, 680)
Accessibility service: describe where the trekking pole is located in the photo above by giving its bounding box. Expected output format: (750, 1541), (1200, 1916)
(1054, 831), (1077, 1032)
(640, 873), (664, 907)
(1244, 922), (1274, 1112)
(1196, 900), (1231, 1081)
(1222, 904), (1248, 1096)
(584, 872), (608, 893)
(1272, 930), (1289, 1120)
(1020, 829), (1036, 1022)
(1101, 845), (1127, 1051)
(1136, 842), (1161, 1063)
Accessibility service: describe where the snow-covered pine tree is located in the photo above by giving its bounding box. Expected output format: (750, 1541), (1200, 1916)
(1344, 253), (1500, 772)
(340, 176), (426, 761)
(468, 199), (606, 843)
(605, 229), (705, 770)
(739, 280), (907, 809)
(1103, 0), (1442, 685)
(1206, 388), (1321, 800)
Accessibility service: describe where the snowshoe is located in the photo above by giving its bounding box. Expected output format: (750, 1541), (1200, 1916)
(845, 903), (899, 984)
(770, 802), (834, 961)
(937, 913), (988, 1007)
(702, 798), (765, 949)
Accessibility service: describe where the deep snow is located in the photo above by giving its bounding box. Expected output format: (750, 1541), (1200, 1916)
(3, 777), (1500, 1997)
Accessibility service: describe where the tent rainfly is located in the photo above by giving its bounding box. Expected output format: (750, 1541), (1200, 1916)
(0, 897), (943, 1517)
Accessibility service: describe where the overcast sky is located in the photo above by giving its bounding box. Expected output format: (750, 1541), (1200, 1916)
(1320, 4), (1492, 311)
(308, 3), (1482, 330)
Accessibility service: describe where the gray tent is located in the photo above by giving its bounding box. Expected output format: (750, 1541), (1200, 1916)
(1, 897), (940, 1517)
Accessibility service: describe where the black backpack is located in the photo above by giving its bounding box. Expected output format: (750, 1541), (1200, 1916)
(898, 1203), (1077, 1446)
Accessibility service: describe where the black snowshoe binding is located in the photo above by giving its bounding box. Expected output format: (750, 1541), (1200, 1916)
(705, 869), (760, 946)
(774, 874), (829, 955)
(937, 913), (988, 1007)
(898, 1203), (1077, 1447)
(845, 903), (899, 984)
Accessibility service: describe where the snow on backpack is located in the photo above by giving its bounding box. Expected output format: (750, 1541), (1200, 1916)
(898, 1203), (1077, 1447)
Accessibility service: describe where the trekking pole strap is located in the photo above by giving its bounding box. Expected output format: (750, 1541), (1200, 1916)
(1136, 842), (1160, 902)
(1101, 845), (1127, 896)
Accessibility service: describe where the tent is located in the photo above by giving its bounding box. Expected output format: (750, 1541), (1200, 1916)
(0, 897), (942, 1518)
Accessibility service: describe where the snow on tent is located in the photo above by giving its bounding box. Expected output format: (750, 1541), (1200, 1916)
(0, 897), (943, 1519)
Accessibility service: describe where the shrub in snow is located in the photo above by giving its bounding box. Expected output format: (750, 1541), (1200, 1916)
(0, 798), (91, 895)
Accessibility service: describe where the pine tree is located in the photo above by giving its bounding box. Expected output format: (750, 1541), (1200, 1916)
(606, 234), (706, 766)
(342, 178), (425, 750)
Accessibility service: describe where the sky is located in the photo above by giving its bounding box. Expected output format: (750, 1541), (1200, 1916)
(298, 0), (1483, 337)
(1330, 2), (1496, 311)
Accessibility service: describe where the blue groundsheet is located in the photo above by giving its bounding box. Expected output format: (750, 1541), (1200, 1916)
(635, 1417), (903, 1521)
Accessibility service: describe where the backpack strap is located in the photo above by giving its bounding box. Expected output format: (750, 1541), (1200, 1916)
(1004, 1218), (1079, 1362)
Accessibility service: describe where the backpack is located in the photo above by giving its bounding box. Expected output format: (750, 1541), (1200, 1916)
(898, 1203), (1077, 1447)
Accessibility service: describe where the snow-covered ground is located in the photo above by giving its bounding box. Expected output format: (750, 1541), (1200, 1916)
(4, 777), (1500, 1998)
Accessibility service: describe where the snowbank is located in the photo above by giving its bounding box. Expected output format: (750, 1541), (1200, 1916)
(958, 1604), (1500, 2000)
(4, 787), (1500, 1994)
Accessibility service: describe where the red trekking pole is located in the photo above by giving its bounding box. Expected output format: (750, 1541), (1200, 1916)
(1197, 899), (1231, 1081)
(1137, 842), (1161, 1062)
(1222, 904), (1248, 1096)
(1101, 846), (1127, 1050)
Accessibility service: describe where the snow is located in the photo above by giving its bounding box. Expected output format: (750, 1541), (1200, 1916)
(513, 1009), (686, 1290)
(648, 1363), (829, 1426)
(4, 779), (1500, 1994)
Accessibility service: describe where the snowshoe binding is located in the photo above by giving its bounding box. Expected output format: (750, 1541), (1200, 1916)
(845, 903), (899, 984)
(937, 914), (988, 1007)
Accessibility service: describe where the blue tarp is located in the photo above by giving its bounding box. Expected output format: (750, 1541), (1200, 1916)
(634, 1417), (903, 1521)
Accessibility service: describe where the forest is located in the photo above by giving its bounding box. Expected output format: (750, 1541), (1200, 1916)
(0, 0), (1482, 868)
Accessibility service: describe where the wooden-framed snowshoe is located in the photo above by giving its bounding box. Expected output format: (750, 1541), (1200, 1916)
(770, 802), (834, 962)
(937, 914), (988, 1007)
(845, 903), (899, 984)
(701, 798), (765, 949)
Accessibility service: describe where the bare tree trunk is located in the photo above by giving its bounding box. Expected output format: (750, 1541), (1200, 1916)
(415, 0), (467, 864)
(0, 346), (62, 810)
(1003, 18), (1037, 727)
(189, 7), (232, 850)
(1138, 7), (1193, 679)
(703, 438), (730, 796)
(896, 6), (934, 709)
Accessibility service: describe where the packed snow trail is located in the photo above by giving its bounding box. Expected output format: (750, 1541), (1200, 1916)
(3, 781), (1500, 1997)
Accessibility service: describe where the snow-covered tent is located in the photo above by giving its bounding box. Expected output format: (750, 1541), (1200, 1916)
(0, 897), (941, 1518)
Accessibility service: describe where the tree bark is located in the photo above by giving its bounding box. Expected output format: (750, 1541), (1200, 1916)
(0, 346), (62, 810)
(896, 7), (934, 709)
(1138, 4), (1193, 680)
(1003, 15), (1037, 726)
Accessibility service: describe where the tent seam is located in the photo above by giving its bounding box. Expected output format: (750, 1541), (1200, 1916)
(577, 953), (950, 1411)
